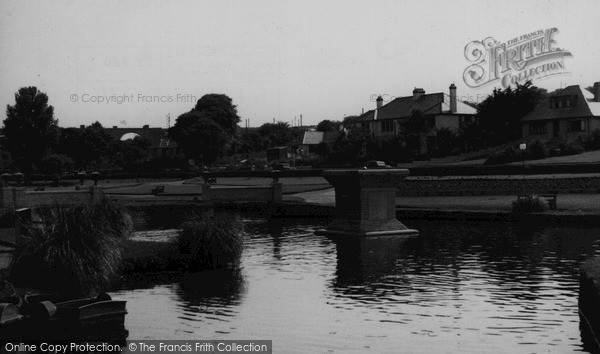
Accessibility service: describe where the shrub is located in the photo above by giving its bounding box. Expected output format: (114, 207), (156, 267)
(177, 212), (244, 271)
(485, 147), (521, 165)
(511, 195), (549, 214)
(525, 140), (548, 160)
(9, 199), (133, 298)
(585, 129), (600, 150)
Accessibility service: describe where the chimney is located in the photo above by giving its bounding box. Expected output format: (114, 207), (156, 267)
(449, 83), (457, 113)
(143, 124), (149, 129)
(112, 126), (117, 129)
(413, 88), (425, 101)
(376, 96), (383, 109)
(594, 82), (600, 102)
(79, 125), (85, 129)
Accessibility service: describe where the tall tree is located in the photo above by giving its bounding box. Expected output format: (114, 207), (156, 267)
(57, 122), (113, 169)
(194, 94), (241, 135)
(2, 87), (59, 172)
(476, 80), (547, 145)
(316, 119), (341, 132)
(257, 122), (296, 147)
(169, 110), (229, 164)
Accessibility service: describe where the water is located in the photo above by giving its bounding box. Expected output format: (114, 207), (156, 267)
(112, 218), (600, 353)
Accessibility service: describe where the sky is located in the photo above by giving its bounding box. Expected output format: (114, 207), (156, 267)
(1, 0), (599, 129)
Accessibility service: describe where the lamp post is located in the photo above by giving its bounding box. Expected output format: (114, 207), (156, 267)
(91, 171), (100, 186)
(519, 143), (527, 184)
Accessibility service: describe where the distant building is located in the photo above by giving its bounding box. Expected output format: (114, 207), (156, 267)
(148, 138), (182, 160)
(345, 84), (476, 154)
(521, 82), (600, 140)
(295, 130), (340, 155)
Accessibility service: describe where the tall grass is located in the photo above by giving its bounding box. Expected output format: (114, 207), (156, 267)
(177, 212), (244, 271)
(511, 195), (549, 214)
(10, 199), (133, 298)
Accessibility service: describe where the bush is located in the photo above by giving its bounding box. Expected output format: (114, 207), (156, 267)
(559, 139), (584, 155)
(177, 212), (244, 271)
(9, 199), (133, 297)
(485, 147), (521, 165)
(511, 195), (549, 213)
(525, 140), (548, 160)
(585, 129), (600, 150)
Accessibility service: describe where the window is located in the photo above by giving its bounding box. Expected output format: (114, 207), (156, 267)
(568, 119), (585, 132)
(529, 122), (547, 134)
(361, 122), (369, 130)
(550, 95), (577, 109)
(381, 120), (394, 133)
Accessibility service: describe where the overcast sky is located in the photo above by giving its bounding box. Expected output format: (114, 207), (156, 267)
(1, 0), (599, 129)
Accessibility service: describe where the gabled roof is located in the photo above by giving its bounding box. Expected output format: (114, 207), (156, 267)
(300, 130), (340, 145)
(377, 93), (446, 120)
(353, 91), (476, 122)
(302, 131), (323, 145)
(521, 85), (600, 122)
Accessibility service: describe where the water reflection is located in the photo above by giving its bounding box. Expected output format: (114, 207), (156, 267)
(114, 218), (600, 352)
(175, 269), (246, 308)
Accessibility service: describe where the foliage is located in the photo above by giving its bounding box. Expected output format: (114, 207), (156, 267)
(433, 128), (458, 156)
(194, 94), (241, 136)
(56, 122), (114, 169)
(177, 212), (245, 271)
(10, 199), (133, 297)
(484, 135), (594, 165)
(511, 195), (549, 213)
(2, 87), (59, 173)
(401, 109), (431, 154)
(257, 122), (298, 147)
(585, 129), (600, 150)
(327, 126), (374, 164)
(40, 153), (75, 174)
(476, 80), (547, 146)
(170, 111), (230, 164)
(316, 120), (341, 132)
(112, 136), (152, 169)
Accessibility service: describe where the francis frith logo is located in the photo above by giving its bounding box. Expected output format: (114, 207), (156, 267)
(463, 28), (572, 88)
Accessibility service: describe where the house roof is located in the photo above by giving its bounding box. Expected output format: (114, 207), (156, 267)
(302, 131), (323, 145)
(521, 85), (600, 122)
(300, 130), (339, 145)
(354, 92), (476, 122)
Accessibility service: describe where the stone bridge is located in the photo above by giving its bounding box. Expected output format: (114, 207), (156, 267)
(102, 125), (168, 142)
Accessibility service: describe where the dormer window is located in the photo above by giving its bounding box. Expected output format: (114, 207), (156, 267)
(550, 95), (577, 109)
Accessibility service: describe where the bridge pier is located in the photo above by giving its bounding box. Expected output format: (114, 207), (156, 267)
(316, 169), (418, 237)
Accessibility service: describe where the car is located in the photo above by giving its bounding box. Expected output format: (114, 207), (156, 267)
(272, 163), (292, 171)
(363, 160), (391, 169)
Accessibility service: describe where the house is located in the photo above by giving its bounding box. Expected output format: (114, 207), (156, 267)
(346, 84), (476, 154)
(148, 138), (183, 160)
(295, 130), (340, 155)
(521, 82), (600, 140)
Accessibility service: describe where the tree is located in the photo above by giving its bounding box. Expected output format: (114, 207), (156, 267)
(112, 136), (151, 169)
(402, 109), (430, 154)
(194, 94), (241, 135)
(316, 120), (341, 132)
(2, 87), (59, 172)
(328, 126), (373, 164)
(257, 122), (297, 147)
(56, 122), (113, 169)
(476, 80), (547, 146)
(169, 111), (229, 164)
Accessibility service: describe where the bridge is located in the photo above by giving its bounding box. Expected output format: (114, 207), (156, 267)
(102, 125), (168, 142)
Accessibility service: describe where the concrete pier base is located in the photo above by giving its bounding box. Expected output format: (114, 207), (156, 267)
(316, 169), (418, 237)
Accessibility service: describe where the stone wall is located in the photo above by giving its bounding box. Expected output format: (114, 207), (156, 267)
(0, 187), (104, 210)
(202, 183), (282, 203)
(396, 176), (600, 196)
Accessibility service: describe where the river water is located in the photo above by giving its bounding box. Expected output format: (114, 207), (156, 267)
(112, 218), (600, 353)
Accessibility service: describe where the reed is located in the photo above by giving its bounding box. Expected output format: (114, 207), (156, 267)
(9, 199), (133, 297)
(177, 212), (244, 271)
